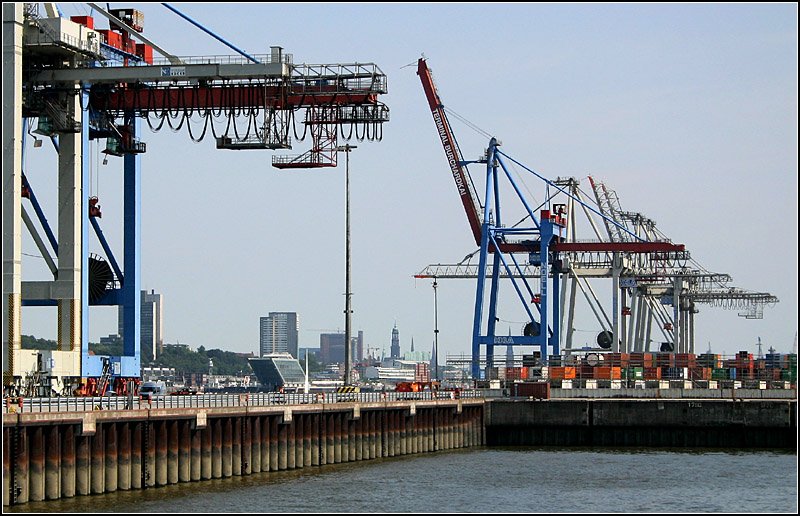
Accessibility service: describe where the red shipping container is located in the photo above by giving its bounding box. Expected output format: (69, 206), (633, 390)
(676, 353), (697, 368)
(643, 367), (661, 380)
(579, 365), (594, 379)
(98, 29), (121, 49)
(136, 43), (153, 64)
(513, 382), (550, 399)
(70, 15), (94, 29)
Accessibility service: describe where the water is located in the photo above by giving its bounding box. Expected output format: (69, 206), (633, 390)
(10, 447), (797, 513)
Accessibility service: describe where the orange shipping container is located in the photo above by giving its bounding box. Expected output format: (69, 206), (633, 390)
(595, 366), (612, 379)
(564, 366), (576, 379)
(611, 366), (622, 380)
(549, 366), (565, 379)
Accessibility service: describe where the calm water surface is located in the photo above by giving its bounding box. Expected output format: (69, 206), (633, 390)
(10, 447), (797, 513)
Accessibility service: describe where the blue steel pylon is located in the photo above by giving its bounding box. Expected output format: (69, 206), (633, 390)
(470, 138), (566, 380)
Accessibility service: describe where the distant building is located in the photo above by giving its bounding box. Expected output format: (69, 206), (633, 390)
(319, 332), (363, 365)
(430, 340), (439, 381)
(118, 289), (163, 359)
(260, 312), (299, 358)
(356, 330), (364, 362)
(142, 366), (176, 382)
(141, 290), (164, 359)
(390, 323), (400, 359)
(164, 342), (189, 350)
(404, 338), (430, 362)
(299, 347), (321, 361)
(248, 353), (306, 392)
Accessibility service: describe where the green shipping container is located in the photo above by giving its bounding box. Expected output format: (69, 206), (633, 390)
(712, 368), (730, 380)
(622, 367), (644, 380)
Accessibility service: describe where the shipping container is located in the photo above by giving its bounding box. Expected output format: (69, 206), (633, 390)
(643, 367), (661, 380)
(675, 353), (696, 368)
(98, 29), (122, 49)
(594, 366), (612, 379)
(656, 353), (675, 367)
(623, 367), (644, 380)
(513, 382), (550, 399)
(697, 353), (720, 368)
(689, 367), (711, 380)
(70, 15), (94, 29)
(549, 366), (564, 379)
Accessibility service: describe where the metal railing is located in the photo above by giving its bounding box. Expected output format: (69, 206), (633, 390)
(3, 389), (484, 414)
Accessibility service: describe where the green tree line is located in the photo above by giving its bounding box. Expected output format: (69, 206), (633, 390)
(21, 335), (255, 376)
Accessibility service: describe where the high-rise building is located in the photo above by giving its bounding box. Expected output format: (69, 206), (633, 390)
(390, 323), (400, 358)
(260, 312), (299, 358)
(320, 331), (363, 365)
(120, 289), (163, 360)
(320, 333), (345, 365)
(141, 290), (163, 359)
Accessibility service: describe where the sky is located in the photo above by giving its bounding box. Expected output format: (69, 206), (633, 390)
(18, 2), (798, 361)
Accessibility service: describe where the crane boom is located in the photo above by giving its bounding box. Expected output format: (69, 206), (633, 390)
(417, 58), (483, 246)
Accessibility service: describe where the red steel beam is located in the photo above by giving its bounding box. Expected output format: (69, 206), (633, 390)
(552, 242), (685, 252)
(90, 84), (379, 112)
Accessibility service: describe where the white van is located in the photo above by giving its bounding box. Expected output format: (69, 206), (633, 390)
(139, 381), (167, 400)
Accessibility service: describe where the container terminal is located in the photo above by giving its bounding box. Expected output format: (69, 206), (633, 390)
(1, 3), (795, 508)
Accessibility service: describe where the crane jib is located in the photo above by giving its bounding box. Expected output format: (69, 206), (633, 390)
(432, 110), (467, 197)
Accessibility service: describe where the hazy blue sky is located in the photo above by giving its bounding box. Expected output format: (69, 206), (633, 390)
(21, 3), (797, 360)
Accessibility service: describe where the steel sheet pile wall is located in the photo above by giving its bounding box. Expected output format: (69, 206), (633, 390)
(2, 400), (484, 506)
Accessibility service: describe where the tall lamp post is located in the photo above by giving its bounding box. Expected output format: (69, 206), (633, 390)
(337, 144), (357, 385)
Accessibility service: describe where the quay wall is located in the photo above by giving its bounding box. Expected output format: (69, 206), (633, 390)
(4, 395), (797, 507)
(2, 399), (484, 506)
(485, 398), (797, 448)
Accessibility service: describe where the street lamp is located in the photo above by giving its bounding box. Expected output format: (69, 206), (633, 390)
(337, 144), (357, 385)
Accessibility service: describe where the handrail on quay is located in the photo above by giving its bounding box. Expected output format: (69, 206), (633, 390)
(3, 389), (483, 414)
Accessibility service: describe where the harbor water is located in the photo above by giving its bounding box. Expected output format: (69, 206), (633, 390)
(8, 447), (797, 513)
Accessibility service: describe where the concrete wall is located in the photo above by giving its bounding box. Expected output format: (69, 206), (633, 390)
(485, 398), (797, 448)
